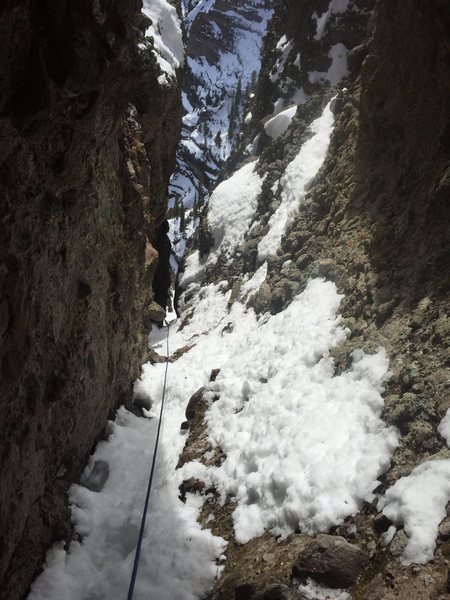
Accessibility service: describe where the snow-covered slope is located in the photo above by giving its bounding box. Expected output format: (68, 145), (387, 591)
(168, 0), (273, 258)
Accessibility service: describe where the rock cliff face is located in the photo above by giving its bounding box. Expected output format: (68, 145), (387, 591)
(0, 1), (181, 598)
(177, 0), (450, 598)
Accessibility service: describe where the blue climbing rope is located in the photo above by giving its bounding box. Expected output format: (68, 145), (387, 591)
(127, 321), (170, 600)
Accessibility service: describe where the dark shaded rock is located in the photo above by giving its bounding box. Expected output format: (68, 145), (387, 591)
(292, 534), (369, 588)
(185, 387), (205, 420)
(363, 573), (386, 600)
(78, 279), (92, 299)
(316, 258), (335, 278)
(389, 530), (408, 557)
(235, 583), (257, 600)
(0, 0), (182, 595)
(373, 513), (392, 534)
(254, 584), (300, 599)
(148, 300), (166, 322)
(178, 478), (206, 502)
(180, 421), (190, 431)
(81, 460), (110, 492)
(133, 393), (152, 412)
(210, 368), (221, 382)
(296, 254), (313, 270)
(386, 393), (421, 432)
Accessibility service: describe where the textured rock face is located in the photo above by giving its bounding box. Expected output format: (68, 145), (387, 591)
(0, 1), (181, 598)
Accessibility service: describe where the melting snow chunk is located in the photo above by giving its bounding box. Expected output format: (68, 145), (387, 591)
(298, 578), (350, 600)
(264, 105), (298, 139)
(378, 459), (450, 565)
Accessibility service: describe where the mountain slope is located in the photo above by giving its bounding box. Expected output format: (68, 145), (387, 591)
(169, 0), (273, 258)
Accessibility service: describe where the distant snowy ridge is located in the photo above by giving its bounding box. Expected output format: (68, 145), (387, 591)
(169, 0), (273, 259)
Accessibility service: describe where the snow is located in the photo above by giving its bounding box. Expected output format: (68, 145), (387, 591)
(312, 0), (350, 41)
(438, 408), (450, 445)
(188, 283), (397, 543)
(29, 140), (398, 598)
(170, 261), (397, 547)
(298, 578), (350, 600)
(240, 263), (268, 301)
(264, 105), (297, 139)
(142, 0), (184, 83)
(308, 44), (349, 87)
(258, 99), (335, 261)
(169, 1), (273, 257)
(378, 459), (450, 565)
(270, 36), (294, 83)
(28, 408), (226, 600)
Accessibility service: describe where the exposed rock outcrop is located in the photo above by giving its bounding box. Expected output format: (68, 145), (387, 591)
(0, 1), (182, 598)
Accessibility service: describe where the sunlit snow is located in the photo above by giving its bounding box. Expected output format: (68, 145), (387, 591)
(142, 0), (184, 83)
(258, 98), (335, 261)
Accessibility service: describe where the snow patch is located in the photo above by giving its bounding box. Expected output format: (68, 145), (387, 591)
(379, 459), (450, 565)
(298, 578), (350, 600)
(28, 409), (225, 600)
(264, 105), (298, 139)
(312, 0), (350, 41)
(207, 162), (263, 264)
(258, 99), (335, 261)
(308, 43), (348, 87)
(176, 279), (397, 544)
(142, 0), (184, 83)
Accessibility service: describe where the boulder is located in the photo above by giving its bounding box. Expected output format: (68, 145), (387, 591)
(316, 258), (335, 278)
(292, 534), (369, 588)
(185, 387), (205, 420)
(81, 460), (110, 492)
(148, 300), (166, 322)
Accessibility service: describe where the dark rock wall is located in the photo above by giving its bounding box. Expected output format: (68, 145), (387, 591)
(0, 1), (181, 598)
